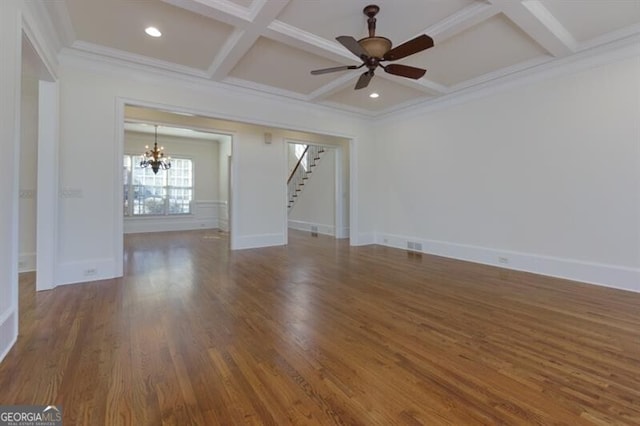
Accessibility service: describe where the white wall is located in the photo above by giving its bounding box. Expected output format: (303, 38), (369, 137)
(54, 53), (371, 285)
(218, 138), (231, 231)
(289, 148), (336, 236)
(0, 0), (21, 363)
(124, 131), (221, 233)
(374, 56), (640, 292)
(19, 73), (38, 272)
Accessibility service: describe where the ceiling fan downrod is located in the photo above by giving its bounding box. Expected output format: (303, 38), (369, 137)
(363, 4), (380, 37)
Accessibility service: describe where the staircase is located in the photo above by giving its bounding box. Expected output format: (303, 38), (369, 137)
(287, 144), (325, 210)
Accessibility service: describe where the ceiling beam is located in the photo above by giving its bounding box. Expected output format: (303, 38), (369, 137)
(382, 76), (448, 96)
(207, 0), (291, 79)
(306, 73), (358, 101)
(264, 20), (358, 64)
(521, 0), (577, 52)
(160, 0), (252, 28)
(488, 0), (574, 57)
(423, 2), (500, 44)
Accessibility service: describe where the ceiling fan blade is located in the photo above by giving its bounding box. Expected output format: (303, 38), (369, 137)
(383, 34), (434, 61)
(311, 65), (359, 75)
(384, 64), (426, 79)
(336, 35), (368, 59)
(354, 71), (373, 90)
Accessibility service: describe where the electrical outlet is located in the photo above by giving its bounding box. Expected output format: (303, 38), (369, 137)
(407, 241), (415, 250)
(84, 268), (97, 276)
(498, 257), (509, 264)
(414, 242), (423, 251)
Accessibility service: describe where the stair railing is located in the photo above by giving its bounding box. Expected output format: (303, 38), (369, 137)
(287, 144), (325, 209)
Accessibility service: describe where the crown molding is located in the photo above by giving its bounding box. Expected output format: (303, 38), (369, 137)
(41, 0), (76, 49)
(222, 76), (308, 101)
(71, 41), (210, 78)
(61, 30), (640, 123)
(448, 54), (553, 92)
(20, 1), (65, 79)
(59, 47), (372, 122)
(315, 101), (376, 117)
(578, 23), (640, 52)
(376, 32), (640, 123)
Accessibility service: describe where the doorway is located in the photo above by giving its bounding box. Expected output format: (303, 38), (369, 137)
(119, 105), (234, 262)
(285, 138), (350, 243)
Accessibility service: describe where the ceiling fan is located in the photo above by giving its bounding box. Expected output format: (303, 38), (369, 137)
(310, 4), (434, 90)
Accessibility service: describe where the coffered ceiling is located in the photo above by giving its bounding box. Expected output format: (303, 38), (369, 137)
(51, 0), (640, 116)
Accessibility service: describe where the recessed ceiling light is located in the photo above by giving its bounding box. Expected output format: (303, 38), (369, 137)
(369, 92), (379, 98)
(145, 27), (162, 37)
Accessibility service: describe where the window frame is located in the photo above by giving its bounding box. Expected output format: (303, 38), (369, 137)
(123, 154), (195, 217)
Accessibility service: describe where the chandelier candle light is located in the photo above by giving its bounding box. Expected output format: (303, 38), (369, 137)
(140, 125), (171, 174)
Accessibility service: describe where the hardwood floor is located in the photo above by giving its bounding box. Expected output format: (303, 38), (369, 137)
(1, 230), (639, 425)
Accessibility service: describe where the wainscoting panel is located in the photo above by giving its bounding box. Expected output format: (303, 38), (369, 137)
(124, 200), (226, 234)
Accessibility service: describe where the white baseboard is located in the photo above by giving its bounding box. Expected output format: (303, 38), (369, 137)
(336, 227), (350, 239)
(18, 252), (36, 272)
(376, 233), (640, 293)
(353, 232), (376, 246)
(288, 219), (335, 236)
(0, 309), (17, 364)
(232, 233), (285, 250)
(56, 257), (119, 286)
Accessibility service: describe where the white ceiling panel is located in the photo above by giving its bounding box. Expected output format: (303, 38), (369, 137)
(277, 0), (478, 44)
(65, 0), (234, 69)
(539, 0), (640, 43)
(229, 37), (346, 94)
(412, 14), (548, 87)
(325, 77), (431, 112)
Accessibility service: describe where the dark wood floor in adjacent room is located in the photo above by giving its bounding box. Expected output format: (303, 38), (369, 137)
(1, 230), (639, 425)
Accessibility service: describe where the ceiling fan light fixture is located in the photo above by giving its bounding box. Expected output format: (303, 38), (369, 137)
(358, 36), (392, 58)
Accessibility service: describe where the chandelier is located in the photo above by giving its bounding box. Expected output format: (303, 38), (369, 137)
(140, 125), (171, 174)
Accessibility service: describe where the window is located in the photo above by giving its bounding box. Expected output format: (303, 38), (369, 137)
(123, 155), (193, 216)
(294, 143), (308, 171)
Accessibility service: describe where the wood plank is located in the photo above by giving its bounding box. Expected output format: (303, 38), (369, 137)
(0, 230), (638, 425)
